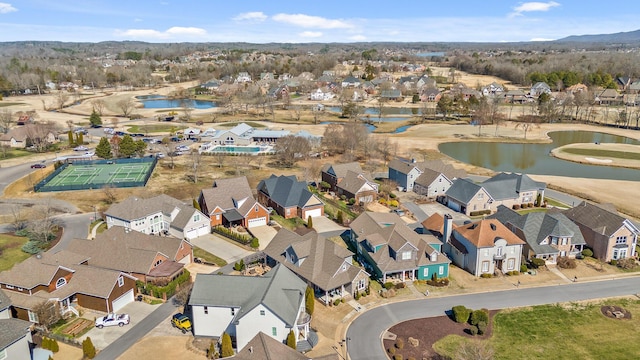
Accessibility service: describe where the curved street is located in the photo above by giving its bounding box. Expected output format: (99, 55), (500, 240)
(346, 276), (640, 360)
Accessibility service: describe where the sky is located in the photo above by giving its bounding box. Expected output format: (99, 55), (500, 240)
(0, 1), (639, 43)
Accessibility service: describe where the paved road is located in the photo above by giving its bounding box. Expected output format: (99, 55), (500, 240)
(346, 277), (640, 360)
(191, 233), (254, 264)
(402, 202), (428, 223)
(51, 213), (93, 252)
(0, 162), (34, 196)
(95, 300), (180, 360)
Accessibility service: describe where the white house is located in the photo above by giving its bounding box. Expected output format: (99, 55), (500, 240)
(189, 264), (312, 352)
(104, 194), (210, 240)
(413, 168), (453, 198)
(310, 88), (335, 101)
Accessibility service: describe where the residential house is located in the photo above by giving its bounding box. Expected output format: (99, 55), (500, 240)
(388, 158), (466, 193)
(310, 87), (335, 101)
(235, 72), (252, 83)
(189, 264), (313, 352)
(561, 202), (640, 262)
(267, 85), (289, 100)
(348, 212), (450, 283)
(595, 88), (622, 105)
(198, 176), (270, 228)
(629, 80), (640, 94)
(413, 168), (453, 198)
(0, 317), (33, 360)
(445, 173), (546, 216)
(257, 175), (325, 220)
(489, 205), (586, 263)
(566, 83), (588, 94)
(232, 332), (338, 360)
(321, 162), (378, 204)
(416, 75), (436, 90)
(0, 289), (11, 319)
(379, 89), (403, 101)
(616, 76), (631, 91)
(481, 82), (504, 96)
(66, 226), (193, 283)
(421, 88), (441, 102)
(530, 82), (551, 97)
(341, 76), (361, 88)
(504, 89), (528, 103)
(0, 125), (58, 149)
(264, 229), (370, 305)
(0, 251), (137, 321)
(423, 214), (525, 276)
(198, 123), (292, 150)
(183, 128), (201, 140)
(105, 194), (210, 240)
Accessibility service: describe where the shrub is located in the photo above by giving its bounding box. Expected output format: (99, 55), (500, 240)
(477, 321), (488, 335)
(389, 193), (397, 199)
(307, 216), (313, 229)
(469, 210), (491, 216)
(388, 347), (396, 355)
(388, 200), (399, 208)
(617, 258), (637, 270)
(394, 282), (406, 289)
(452, 305), (471, 323)
(365, 284), (371, 295)
(221, 332), (233, 358)
(610, 259), (618, 266)
(333, 299), (341, 306)
(383, 282), (394, 290)
(395, 338), (404, 350)
(557, 256), (577, 269)
(513, 204), (521, 210)
(581, 248), (593, 258)
(348, 198), (356, 205)
(337, 211), (344, 225)
(520, 264), (528, 273)
(378, 198), (388, 205)
(394, 355), (402, 360)
(507, 271), (520, 276)
(354, 292), (360, 300)
(469, 325), (478, 336)
(480, 273), (492, 278)
(530, 258), (546, 269)
(250, 237), (260, 249)
(50, 338), (59, 353)
(470, 309), (489, 326)
(305, 286), (314, 315)
(82, 337), (96, 359)
(21, 240), (43, 254)
(287, 330), (297, 350)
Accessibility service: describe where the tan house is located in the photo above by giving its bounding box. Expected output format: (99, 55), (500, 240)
(198, 176), (270, 228)
(257, 175), (324, 220)
(0, 251), (137, 322)
(561, 202), (640, 262)
(321, 162), (378, 204)
(0, 124), (57, 149)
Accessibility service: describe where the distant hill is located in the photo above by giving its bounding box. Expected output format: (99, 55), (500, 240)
(557, 29), (640, 43)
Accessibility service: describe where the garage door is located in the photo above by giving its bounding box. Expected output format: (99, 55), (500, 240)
(112, 289), (134, 312)
(196, 225), (210, 237)
(185, 229), (197, 240)
(305, 208), (323, 218)
(447, 200), (461, 212)
(247, 217), (267, 228)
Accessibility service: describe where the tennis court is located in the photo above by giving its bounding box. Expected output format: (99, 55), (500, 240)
(36, 158), (157, 192)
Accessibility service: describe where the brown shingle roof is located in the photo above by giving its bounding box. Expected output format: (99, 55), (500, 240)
(105, 194), (184, 221)
(233, 332), (310, 360)
(562, 201), (631, 237)
(455, 219), (525, 248)
(200, 176), (259, 216)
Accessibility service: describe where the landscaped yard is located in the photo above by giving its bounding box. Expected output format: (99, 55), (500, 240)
(433, 299), (640, 360)
(0, 233), (30, 271)
(193, 246), (227, 266)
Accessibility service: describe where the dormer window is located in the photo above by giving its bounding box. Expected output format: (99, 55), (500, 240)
(56, 277), (67, 289)
(118, 276), (124, 287)
(401, 251), (411, 260)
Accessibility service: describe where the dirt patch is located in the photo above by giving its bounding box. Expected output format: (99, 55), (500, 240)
(383, 311), (496, 360)
(118, 336), (203, 360)
(600, 305), (632, 320)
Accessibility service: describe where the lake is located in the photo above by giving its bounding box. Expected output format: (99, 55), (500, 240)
(136, 96), (216, 109)
(326, 106), (422, 116)
(439, 131), (640, 181)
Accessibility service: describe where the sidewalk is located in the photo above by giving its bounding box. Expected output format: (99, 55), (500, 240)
(90, 220), (104, 239)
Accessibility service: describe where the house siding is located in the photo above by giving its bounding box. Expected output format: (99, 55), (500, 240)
(2, 332), (32, 360)
(235, 304), (290, 351)
(418, 263), (449, 280)
(106, 276), (136, 310)
(175, 241), (193, 263)
(48, 268), (74, 292)
(192, 305), (237, 337)
(77, 293), (109, 312)
(241, 205), (270, 228)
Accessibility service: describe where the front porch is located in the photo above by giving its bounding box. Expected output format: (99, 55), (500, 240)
(381, 269), (416, 283)
(318, 286), (351, 305)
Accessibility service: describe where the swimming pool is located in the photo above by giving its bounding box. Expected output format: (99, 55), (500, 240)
(203, 145), (274, 154)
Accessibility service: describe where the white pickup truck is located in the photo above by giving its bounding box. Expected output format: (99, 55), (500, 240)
(95, 313), (130, 328)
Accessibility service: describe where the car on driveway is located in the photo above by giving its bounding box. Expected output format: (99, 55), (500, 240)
(95, 313), (130, 328)
(74, 145), (88, 151)
(171, 313), (192, 334)
(30, 163), (46, 169)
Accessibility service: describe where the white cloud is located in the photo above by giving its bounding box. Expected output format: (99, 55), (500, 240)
(134, 18), (143, 22)
(117, 29), (166, 39)
(299, 31), (323, 38)
(233, 11), (267, 22)
(0, 2), (17, 13)
(166, 26), (206, 36)
(350, 35), (366, 41)
(511, 1), (560, 17)
(272, 13), (353, 29)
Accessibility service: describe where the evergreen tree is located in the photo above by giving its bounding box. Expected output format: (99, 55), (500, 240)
(67, 130), (73, 146)
(134, 139), (147, 157)
(118, 135), (136, 158)
(193, 198), (201, 211)
(51, 338), (59, 353)
(95, 137), (112, 159)
(89, 110), (102, 127)
(307, 215), (313, 229)
(77, 132), (84, 145)
(337, 211), (344, 225)
(305, 286), (315, 315)
(286, 330), (297, 350)
(82, 337), (96, 359)
(220, 332), (234, 358)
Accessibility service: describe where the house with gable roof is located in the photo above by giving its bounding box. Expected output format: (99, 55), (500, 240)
(189, 263), (314, 352)
(561, 202), (640, 262)
(489, 205), (586, 263)
(348, 212), (450, 283)
(388, 158), (466, 193)
(530, 82), (551, 97)
(0, 289), (11, 319)
(257, 175), (324, 220)
(0, 316), (33, 360)
(423, 214), (525, 276)
(341, 76), (361, 88)
(264, 229), (370, 305)
(105, 194), (210, 240)
(233, 332), (338, 360)
(198, 176), (270, 228)
(321, 162), (378, 204)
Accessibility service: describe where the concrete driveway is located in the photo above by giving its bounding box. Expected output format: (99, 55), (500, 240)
(416, 202), (471, 224)
(311, 215), (347, 236)
(248, 225), (278, 250)
(190, 233), (254, 264)
(79, 301), (159, 350)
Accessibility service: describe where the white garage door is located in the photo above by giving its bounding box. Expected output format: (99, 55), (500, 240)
(185, 229), (197, 240)
(305, 209), (323, 218)
(447, 200), (461, 212)
(247, 217), (267, 228)
(112, 289), (134, 312)
(196, 225), (210, 237)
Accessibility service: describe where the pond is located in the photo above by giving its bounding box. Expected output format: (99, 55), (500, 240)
(320, 122), (376, 132)
(136, 96), (216, 109)
(326, 106), (422, 116)
(438, 131), (640, 181)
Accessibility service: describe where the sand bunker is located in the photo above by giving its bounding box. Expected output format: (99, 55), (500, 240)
(585, 157), (613, 163)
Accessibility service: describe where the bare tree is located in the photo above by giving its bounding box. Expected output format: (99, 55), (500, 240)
(33, 301), (61, 331)
(24, 122), (58, 152)
(28, 199), (57, 244)
(110, 117), (120, 130)
(189, 150), (202, 183)
(55, 91), (69, 110)
(290, 106), (302, 122)
(117, 98), (135, 117)
(0, 109), (12, 133)
(10, 204), (28, 231)
(274, 135), (311, 167)
(180, 98), (194, 122)
(376, 97), (387, 123)
(514, 116), (540, 139)
(455, 339), (494, 360)
(103, 185), (117, 204)
(92, 99), (106, 115)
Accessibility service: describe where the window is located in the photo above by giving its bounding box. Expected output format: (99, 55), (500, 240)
(357, 278), (367, 290)
(216, 215), (220, 220)
(118, 276), (124, 287)
(194, 214), (200, 222)
(203, 306), (208, 314)
(28, 310), (38, 323)
(401, 251), (411, 260)
(507, 258), (515, 270)
(616, 236), (627, 244)
(477, 193), (484, 199)
(483, 249), (489, 257)
(0, 349), (6, 360)
(423, 268), (429, 277)
(260, 310), (265, 316)
(561, 238), (568, 245)
(272, 327), (277, 336)
(5, 285), (13, 289)
(551, 237), (558, 245)
(439, 266), (444, 275)
(496, 247), (503, 257)
(481, 261), (490, 273)
(231, 308), (235, 316)
(255, 205), (259, 212)
(55, 277), (67, 289)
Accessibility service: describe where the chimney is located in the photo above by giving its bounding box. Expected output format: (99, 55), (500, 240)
(443, 214), (453, 243)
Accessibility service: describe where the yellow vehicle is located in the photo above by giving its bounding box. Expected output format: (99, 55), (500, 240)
(171, 313), (192, 334)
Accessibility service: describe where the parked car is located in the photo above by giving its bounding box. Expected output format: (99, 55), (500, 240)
(73, 145), (88, 151)
(30, 163), (46, 169)
(156, 152), (165, 158)
(95, 313), (130, 328)
(171, 313), (192, 334)
(392, 209), (406, 216)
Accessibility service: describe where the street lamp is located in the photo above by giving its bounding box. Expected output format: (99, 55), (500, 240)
(93, 205), (97, 221)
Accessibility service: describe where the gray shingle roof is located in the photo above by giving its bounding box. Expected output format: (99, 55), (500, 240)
(264, 229), (366, 292)
(233, 332), (309, 360)
(105, 194), (184, 221)
(189, 263), (305, 327)
(414, 168), (445, 188)
(481, 173), (545, 200)
(0, 289), (11, 313)
(338, 171), (374, 196)
(170, 204), (199, 231)
(322, 162), (364, 179)
(258, 175), (321, 208)
(562, 201), (636, 237)
(0, 318), (31, 351)
(445, 178), (484, 203)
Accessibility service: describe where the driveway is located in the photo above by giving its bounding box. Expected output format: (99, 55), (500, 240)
(79, 301), (159, 350)
(312, 215), (347, 237)
(346, 276), (640, 360)
(416, 202), (471, 224)
(248, 225), (278, 250)
(190, 233), (254, 264)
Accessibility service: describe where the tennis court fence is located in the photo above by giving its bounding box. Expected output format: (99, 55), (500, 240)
(34, 157), (158, 192)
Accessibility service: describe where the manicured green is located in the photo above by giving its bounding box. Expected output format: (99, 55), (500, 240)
(0, 234), (30, 271)
(434, 300), (640, 360)
(217, 121), (266, 128)
(545, 197), (570, 208)
(193, 246), (228, 266)
(562, 148), (638, 160)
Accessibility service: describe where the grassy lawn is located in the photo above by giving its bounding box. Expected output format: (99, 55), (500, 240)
(516, 208), (548, 215)
(270, 214), (307, 231)
(0, 102), (24, 107)
(0, 233), (30, 271)
(126, 124), (186, 133)
(0, 148), (33, 160)
(545, 197), (570, 208)
(216, 121), (266, 128)
(193, 246), (227, 266)
(434, 299), (640, 360)
(562, 148), (638, 160)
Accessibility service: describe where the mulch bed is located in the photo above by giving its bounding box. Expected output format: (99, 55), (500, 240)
(383, 311), (497, 360)
(600, 305), (632, 320)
